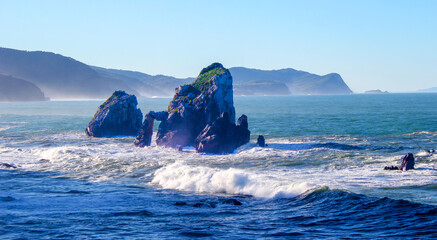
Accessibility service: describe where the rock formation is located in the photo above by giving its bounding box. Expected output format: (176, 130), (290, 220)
(86, 91), (143, 137)
(156, 63), (236, 148)
(384, 153), (415, 171)
(399, 153), (415, 171)
(257, 135), (266, 147)
(134, 111), (168, 147)
(135, 63), (250, 153)
(195, 113), (250, 154)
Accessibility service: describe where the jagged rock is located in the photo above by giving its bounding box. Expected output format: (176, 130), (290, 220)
(195, 113), (250, 154)
(156, 63), (236, 148)
(134, 63), (250, 152)
(134, 111), (168, 147)
(384, 153), (415, 171)
(85, 91), (143, 137)
(400, 153), (415, 171)
(257, 135), (266, 147)
(134, 113), (154, 147)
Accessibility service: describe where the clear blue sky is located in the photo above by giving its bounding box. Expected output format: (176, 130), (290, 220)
(1, 0), (436, 92)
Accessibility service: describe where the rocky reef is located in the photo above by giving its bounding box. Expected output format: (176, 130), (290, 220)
(135, 63), (250, 153)
(86, 91), (143, 137)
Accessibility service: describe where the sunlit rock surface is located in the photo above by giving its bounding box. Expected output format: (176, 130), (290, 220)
(86, 91), (142, 137)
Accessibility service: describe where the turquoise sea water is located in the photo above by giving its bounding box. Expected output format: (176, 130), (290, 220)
(1, 93), (436, 238)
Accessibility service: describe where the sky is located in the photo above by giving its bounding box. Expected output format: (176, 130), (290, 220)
(0, 0), (436, 93)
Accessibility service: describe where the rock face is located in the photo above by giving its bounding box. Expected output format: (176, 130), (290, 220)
(86, 91), (143, 137)
(400, 153), (415, 171)
(384, 153), (415, 171)
(257, 135), (266, 147)
(195, 113), (250, 154)
(156, 63), (236, 148)
(135, 62), (250, 153)
(134, 111), (168, 147)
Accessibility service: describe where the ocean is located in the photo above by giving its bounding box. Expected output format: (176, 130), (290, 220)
(1, 93), (436, 239)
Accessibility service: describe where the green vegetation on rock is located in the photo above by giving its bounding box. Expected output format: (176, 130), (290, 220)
(191, 65), (226, 92)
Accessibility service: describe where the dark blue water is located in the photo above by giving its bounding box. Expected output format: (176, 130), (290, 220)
(1, 93), (437, 239)
(2, 170), (436, 239)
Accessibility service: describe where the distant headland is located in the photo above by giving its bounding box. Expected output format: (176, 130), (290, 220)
(0, 47), (353, 101)
(364, 89), (389, 94)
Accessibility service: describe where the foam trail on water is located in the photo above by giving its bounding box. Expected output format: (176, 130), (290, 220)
(152, 161), (314, 199)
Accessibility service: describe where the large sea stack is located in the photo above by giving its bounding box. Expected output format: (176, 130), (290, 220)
(86, 91), (143, 137)
(135, 63), (250, 153)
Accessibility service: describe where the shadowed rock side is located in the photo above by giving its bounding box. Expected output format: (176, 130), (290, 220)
(135, 63), (250, 153)
(195, 113), (250, 154)
(134, 111), (168, 147)
(384, 153), (415, 171)
(400, 153), (415, 171)
(86, 91), (143, 137)
(156, 63), (236, 148)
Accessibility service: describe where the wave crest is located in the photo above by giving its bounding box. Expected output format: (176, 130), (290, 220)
(152, 162), (314, 199)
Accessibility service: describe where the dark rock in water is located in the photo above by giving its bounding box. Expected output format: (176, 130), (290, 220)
(384, 153), (415, 171)
(193, 202), (216, 208)
(39, 159), (50, 163)
(155, 63), (236, 148)
(134, 112), (154, 147)
(400, 153), (415, 171)
(0, 196), (16, 202)
(0, 163), (17, 169)
(85, 91), (143, 137)
(384, 166), (399, 170)
(193, 202), (205, 208)
(173, 201), (187, 206)
(257, 135), (266, 147)
(221, 198), (243, 206)
(135, 111), (169, 147)
(195, 113), (250, 154)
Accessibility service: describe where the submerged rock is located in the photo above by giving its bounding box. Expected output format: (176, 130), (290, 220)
(195, 113), (250, 154)
(0, 163), (17, 169)
(155, 63), (237, 148)
(86, 91), (143, 137)
(221, 198), (243, 206)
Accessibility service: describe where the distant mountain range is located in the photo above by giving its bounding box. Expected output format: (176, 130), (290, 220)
(0, 47), (353, 100)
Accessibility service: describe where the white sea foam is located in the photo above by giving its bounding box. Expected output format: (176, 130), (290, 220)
(152, 161), (314, 199)
(2, 131), (436, 200)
